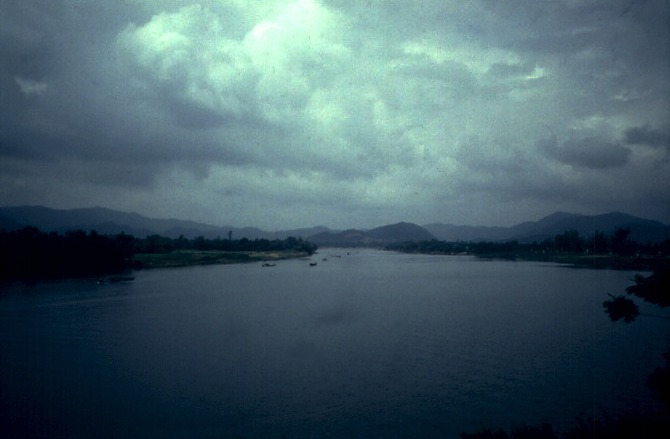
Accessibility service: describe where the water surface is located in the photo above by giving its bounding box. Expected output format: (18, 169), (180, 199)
(1, 250), (667, 438)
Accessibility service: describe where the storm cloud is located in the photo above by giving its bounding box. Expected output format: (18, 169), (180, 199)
(624, 125), (670, 149)
(1, 0), (668, 229)
(541, 137), (631, 169)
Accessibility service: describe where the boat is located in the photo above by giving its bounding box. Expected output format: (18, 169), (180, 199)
(309, 262), (317, 267)
(261, 263), (276, 267)
(98, 275), (135, 284)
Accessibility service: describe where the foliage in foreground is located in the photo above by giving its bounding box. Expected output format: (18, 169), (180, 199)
(603, 265), (670, 323)
(463, 267), (670, 438)
(462, 413), (670, 439)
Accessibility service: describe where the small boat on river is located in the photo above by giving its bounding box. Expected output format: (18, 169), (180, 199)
(98, 275), (135, 284)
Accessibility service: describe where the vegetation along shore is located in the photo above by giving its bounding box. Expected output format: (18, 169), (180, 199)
(3, 223), (669, 282)
(385, 227), (670, 271)
(0, 227), (317, 281)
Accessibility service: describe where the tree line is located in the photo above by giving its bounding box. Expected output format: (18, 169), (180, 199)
(385, 227), (670, 266)
(133, 233), (317, 255)
(0, 227), (134, 280)
(0, 227), (317, 281)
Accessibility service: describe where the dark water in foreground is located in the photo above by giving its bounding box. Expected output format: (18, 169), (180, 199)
(1, 250), (668, 438)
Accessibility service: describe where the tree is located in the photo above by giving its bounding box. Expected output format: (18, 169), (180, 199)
(611, 227), (635, 256)
(603, 265), (670, 411)
(461, 424), (557, 439)
(626, 269), (670, 308)
(603, 294), (640, 323)
(590, 230), (609, 254)
(604, 265), (670, 323)
(554, 230), (584, 253)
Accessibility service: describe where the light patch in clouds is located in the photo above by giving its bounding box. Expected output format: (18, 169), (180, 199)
(118, 0), (350, 128)
(14, 76), (47, 96)
(118, 4), (255, 122)
(402, 38), (522, 76)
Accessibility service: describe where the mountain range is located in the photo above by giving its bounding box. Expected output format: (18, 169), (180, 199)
(1, 206), (669, 245)
(423, 211), (670, 244)
(0, 206), (328, 241)
(307, 222), (436, 247)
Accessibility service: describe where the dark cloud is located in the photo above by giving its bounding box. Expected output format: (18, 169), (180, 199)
(0, 0), (668, 228)
(540, 137), (631, 169)
(624, 125), (670, 149)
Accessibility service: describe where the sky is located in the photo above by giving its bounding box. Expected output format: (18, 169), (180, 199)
(1, 0), (669, 230)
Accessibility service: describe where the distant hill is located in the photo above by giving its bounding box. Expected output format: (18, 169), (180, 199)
(366, 222), (435, 241)
(2, 206), (668, 244)
(0, 206), (209, 238)
(424, 211), (670, 243)
(308, 222), (435, 247)
(421, 223), (510, 242)
(0, 205), (335, 241)
(0, 206), (250, 239)
(307, 229), (373, 247)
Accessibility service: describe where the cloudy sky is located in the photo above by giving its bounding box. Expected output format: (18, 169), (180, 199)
(1, 0), (669, 229)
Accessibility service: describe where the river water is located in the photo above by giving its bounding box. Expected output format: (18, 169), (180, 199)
(1, 249), (668, 438)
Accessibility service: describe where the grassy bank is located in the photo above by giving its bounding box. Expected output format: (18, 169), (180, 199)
(473, 252), (668, 271)
(132, 249), (311, 269)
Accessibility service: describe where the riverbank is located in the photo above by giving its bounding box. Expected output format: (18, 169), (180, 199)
(473, 252), (669, 271)
(132, 249), (312, 269)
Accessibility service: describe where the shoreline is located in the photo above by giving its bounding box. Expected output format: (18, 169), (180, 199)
(472, 253), (668, 271)
(0, 250), (313, 284)
(132, 249), (312, 269)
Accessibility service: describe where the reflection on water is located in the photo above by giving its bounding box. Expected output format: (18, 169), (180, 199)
(1, 250), (668, 438)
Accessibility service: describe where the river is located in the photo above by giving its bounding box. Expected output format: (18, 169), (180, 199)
(1, 249), (668, 438)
